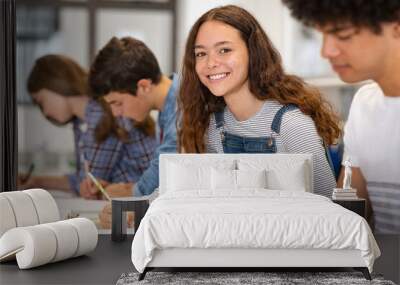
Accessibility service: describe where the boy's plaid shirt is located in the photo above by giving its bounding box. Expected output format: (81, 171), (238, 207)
(68, 99), (157, 193)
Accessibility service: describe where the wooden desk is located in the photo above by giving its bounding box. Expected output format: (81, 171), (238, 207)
(1, 235), (398, 284)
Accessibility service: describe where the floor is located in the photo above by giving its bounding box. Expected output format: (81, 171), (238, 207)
(0, 234), (398, 285)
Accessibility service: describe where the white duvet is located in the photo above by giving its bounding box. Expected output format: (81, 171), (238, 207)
(131, 190), (380, 273)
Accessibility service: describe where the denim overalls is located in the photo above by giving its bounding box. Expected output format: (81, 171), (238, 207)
(215, 104), (335, 174)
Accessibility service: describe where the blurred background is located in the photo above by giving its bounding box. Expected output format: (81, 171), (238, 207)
(16, 0), (358, 222)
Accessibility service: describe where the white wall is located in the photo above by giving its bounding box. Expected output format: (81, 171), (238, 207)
(96, 8), (173, 74)
(60, 8), (89, 67)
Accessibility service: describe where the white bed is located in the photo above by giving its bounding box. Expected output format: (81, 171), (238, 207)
(131, 154), (380, 280)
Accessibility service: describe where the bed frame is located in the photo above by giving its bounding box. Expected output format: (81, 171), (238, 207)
(137, 154), (372, 281)
(139, 248), (371, 280)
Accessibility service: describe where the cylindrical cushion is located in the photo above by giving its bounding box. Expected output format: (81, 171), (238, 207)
(1, 192), (39, 227)
(0, 226), (57, 269)
(0, 195), (17, 237)
(42, 221), (79, 262)
(23, 189), (60, 223)
(0, 218), (98, 269)
(65, 218), (98, 257)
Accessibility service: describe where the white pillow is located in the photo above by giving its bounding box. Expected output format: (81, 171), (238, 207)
(211, 168), (237, 190)
(167, 162), (211, 191)
(266, 163), (306, 191)
(238, 158), (308, 192)
(211, 169), (268, 190)
(236, 169), (267, 189)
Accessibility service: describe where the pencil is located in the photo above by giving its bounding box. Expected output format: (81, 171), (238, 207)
(87, 172), (111, 201)
(80, 153), (90, 177)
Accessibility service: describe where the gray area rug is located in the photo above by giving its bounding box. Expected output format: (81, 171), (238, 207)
(116, 271), (396, 285)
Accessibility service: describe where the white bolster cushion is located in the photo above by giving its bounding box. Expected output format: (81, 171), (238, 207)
(0, 189), (60, 239)
(42, 222), (79, 262)
(23, 189), (60, 223)
(0, 196), (17, 237)
(0, 218), (98, 269)
(0, 191), (39, 227)
(64, 218), (98, 257)
(0, 226), (57, 269)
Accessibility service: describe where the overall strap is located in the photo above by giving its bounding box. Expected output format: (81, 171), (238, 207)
(271, 104), (298, 134)
(214, 111), (225, 130)
(271, 104), (336, 176)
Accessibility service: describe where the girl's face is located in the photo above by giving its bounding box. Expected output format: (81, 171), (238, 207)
(31, 89), (73, 124)
(194, 20), (250, 99)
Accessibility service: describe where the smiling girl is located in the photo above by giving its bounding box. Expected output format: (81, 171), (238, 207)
(178, 5), (341, 197)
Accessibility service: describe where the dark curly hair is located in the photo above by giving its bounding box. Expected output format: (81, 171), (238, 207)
(282, 0), (400, 33)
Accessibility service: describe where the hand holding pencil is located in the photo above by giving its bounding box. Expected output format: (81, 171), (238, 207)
(79, 176), (108, 200)
(78, 168), (132, 200)
(79, 153), (98, 199)
(87, 172), (111, 201)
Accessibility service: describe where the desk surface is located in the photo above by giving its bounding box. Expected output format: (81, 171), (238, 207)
(1, 235), (399, 285)
(0, 235), (134, 285)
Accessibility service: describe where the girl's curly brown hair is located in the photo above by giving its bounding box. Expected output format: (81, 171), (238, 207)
(178, 5), (341, 153)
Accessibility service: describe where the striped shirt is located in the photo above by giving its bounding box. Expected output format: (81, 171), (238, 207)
(207, 100), (336, 198)
(368, 182), (400, 233)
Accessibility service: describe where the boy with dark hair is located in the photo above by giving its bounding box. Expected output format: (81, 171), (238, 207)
(87, 37), (179, 228)
(283, 0), (400, 233)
